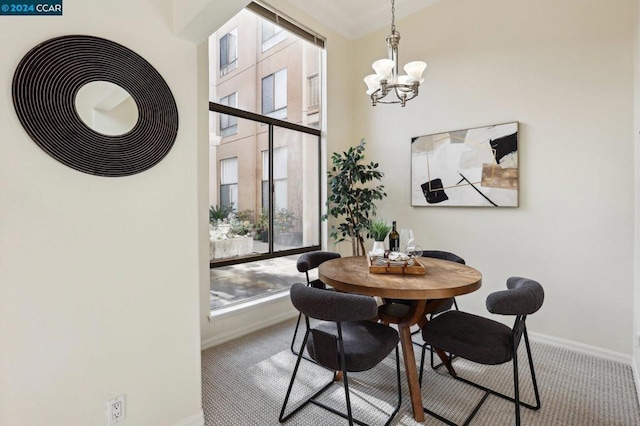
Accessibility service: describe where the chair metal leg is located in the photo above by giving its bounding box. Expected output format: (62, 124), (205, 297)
(290, 309), (323, 366)
(281, 331), (402, 425)
(290, 278), (311, 357)
(280, 329), (332, 422)
(453, 328), (540, 412)
(513, 343), (521, 426)
(523, 327), (542, 410)
(421, 329), (541, 425)
(391, 346), (403, 426)
(418, 345), (455, 387)
(289, 312), (302, 355)
(338, 329), (354, 426)
(419, 344), (427, 386)
(430, 345), (455, 371)
(414, 336), (456, 371)
(313, 347), (402, 426)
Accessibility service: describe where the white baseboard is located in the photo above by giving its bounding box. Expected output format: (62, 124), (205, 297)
(173, 410), (204, 426)
(528, 331), (632, 365)
(632, 356), (640, 407)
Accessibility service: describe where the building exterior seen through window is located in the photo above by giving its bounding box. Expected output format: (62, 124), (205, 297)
(208, 2), (324, 310)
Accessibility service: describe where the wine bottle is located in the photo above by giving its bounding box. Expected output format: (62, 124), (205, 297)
(389, 221), (400, 252)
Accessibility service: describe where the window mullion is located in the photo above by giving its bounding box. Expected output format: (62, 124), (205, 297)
(268, 124), (274, 254)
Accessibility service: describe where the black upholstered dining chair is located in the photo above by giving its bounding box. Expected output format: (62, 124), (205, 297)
(280, 283), (402, 426)
(290, 251), (341, 359)
(418, 276), (544, 426)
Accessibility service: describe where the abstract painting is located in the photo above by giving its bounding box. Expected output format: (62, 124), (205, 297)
(411, 122), (518, 207)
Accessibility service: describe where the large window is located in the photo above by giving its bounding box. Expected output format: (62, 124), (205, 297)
(262, 69), (287, 119)
(220, 28), (237, 76)
(219, 93), (238, 137)
(208, 2), (325, 311)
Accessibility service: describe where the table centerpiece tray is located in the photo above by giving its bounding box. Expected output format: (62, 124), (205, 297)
(367, 255), (426, 275)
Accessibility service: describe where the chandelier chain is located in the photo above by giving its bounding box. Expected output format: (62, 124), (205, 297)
(391, 0), (396, 33)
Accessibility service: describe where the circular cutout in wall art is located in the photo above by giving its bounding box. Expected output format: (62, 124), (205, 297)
(12, 35), (179, 177)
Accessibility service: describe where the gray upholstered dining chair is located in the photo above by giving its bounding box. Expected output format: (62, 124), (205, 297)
(418, 276), (544, 426)
(280, 283), (402, 426)
(290, 251), (341, 359)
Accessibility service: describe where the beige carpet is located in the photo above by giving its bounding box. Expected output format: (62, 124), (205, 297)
(202, 319), (640, 425)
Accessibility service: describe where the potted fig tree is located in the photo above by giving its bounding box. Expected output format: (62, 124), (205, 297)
(323, 140), (387, 256)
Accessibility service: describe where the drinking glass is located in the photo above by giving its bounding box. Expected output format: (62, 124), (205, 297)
(399, 229), (414, 253)
(406, 244), (423, 258)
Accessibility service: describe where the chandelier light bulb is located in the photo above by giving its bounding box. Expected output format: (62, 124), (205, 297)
(404, 61), (427, 81)
(364, 74), (379, 95)
(372, 59), (394, 81)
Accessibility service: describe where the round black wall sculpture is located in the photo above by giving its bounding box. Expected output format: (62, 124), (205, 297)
(12, 35), (179, 177)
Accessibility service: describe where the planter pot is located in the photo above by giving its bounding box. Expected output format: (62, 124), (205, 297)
(372, 240), (386, 254)
(210, 236), (254, 260)
(261, 230), (269, 243)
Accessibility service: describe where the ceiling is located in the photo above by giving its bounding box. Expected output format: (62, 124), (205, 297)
(285, 0), (444, 40)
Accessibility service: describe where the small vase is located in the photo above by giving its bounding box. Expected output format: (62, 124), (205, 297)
(372, 241), (385, 254)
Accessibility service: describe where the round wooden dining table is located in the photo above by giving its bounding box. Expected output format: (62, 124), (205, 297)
(318, 255), (482, 422)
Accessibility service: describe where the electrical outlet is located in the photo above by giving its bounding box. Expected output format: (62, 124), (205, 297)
(107, 394), (126, 424)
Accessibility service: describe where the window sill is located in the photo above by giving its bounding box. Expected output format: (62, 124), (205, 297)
(208, 290), (290, 321)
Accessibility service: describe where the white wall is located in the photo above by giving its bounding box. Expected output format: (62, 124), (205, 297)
(353, 0), (635, 356)
(0, 0), (203, 424)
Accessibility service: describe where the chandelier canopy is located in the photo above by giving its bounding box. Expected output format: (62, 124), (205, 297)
(364, 0), (427, 107)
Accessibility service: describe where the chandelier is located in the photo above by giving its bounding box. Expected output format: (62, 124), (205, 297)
(363, 0), (427, 107)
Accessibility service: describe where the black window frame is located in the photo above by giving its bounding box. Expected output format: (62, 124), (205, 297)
(209, 102), (322, 267)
